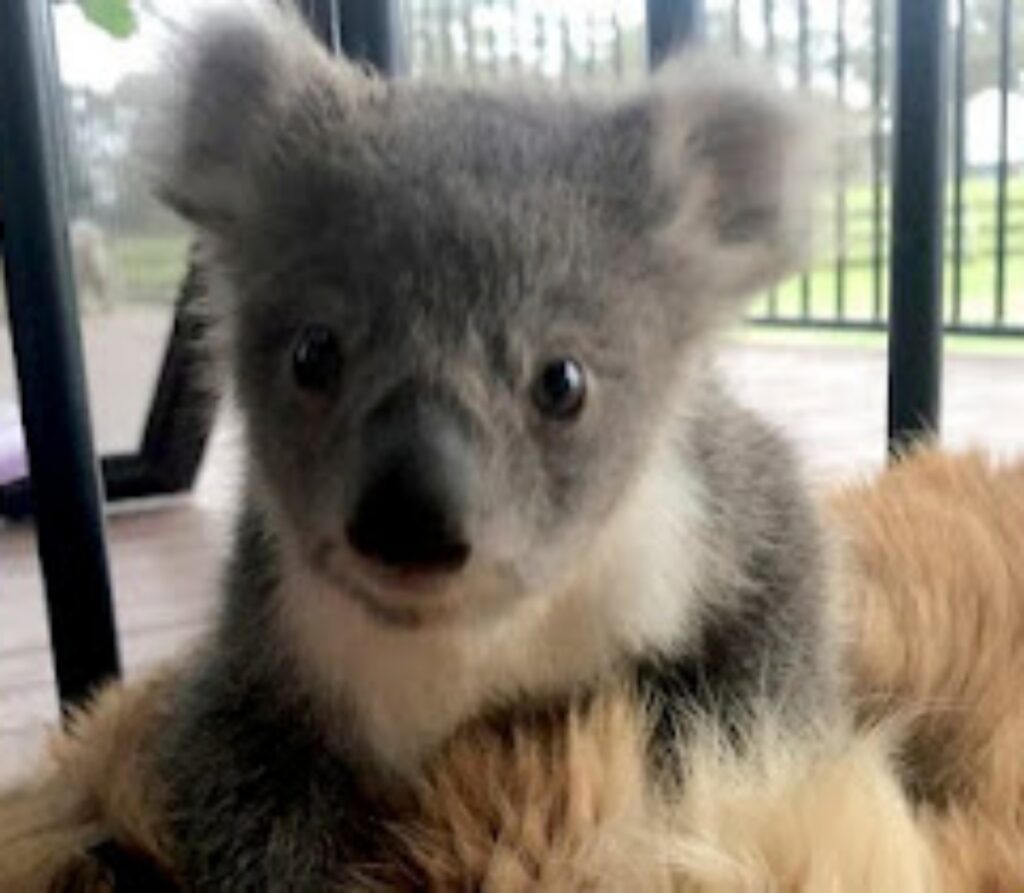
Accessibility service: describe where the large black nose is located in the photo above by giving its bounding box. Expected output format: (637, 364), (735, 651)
(346, 394), (473, 574)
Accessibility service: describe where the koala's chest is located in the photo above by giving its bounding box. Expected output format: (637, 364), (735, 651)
(280, 579), (632, 774)
(276, 467), (711, 774)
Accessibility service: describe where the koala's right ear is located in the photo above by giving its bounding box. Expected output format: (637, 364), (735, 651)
(583, 54), (836, 321)
(149, 5), (375, 231)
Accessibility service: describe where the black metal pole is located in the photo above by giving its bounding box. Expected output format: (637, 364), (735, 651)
(951, 0), (966, 326)
(886, 0), (947, 454)
(647, 0), (705, 68)
(870, 0), (885, 323)
(300, 0), (343, 53)
(993, 0), (1013, 324)
(833, 0), (847, 323)
(0, 0), (121, 703)
(797, 0), (812, 318)
(338, 0), (403, 75)
(301, 0), (401, 73)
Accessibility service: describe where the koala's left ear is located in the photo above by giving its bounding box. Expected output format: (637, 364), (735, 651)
(146, 4), (378, 234)
(604, 55), (835, 313)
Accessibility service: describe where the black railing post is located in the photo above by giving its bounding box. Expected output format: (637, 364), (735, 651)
(647, 0), (705, 68)
(300, 0), (343, 53)
(0, 0), (121, 703)
(302, 0), (402, 74)
(338, 0), (404, 75)
(993, 0), (1013, 324)
(886, 0), (947, 454)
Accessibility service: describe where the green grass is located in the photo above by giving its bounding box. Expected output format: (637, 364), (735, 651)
(754, 254), (1024, 328)
(109, 234), (190, 300)
(732, 324), (1024, 357)
(754, 174), (1024, 329)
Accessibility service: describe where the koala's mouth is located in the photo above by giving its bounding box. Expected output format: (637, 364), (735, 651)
(307, 539), (525, 630)
(309, 540), (465, 628)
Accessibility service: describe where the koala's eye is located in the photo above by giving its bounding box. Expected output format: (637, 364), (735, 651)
(532, 357), (586, 421)
(292, 325), (341, 393)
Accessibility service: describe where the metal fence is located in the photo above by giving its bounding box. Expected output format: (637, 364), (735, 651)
(402, 0), (1024, 337)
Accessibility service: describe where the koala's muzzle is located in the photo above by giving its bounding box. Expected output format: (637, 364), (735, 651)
(346, 391), (474, 576)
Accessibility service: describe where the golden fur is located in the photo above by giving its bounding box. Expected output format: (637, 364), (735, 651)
(0, 670), (176, 890)
(832, 448), (1024, 891)
(0, 686), (933, 892)
(355, 699), (933, 892)
(0, 449), (1021, 890)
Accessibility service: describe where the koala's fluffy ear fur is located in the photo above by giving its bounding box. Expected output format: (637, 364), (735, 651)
(149, 4), (377, 231)
(622, 55), (834, 313)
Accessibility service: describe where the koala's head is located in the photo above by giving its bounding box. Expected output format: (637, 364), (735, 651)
(156, 7), (826, 627)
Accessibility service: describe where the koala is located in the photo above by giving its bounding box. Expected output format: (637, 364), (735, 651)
(152, 6), (839, 888)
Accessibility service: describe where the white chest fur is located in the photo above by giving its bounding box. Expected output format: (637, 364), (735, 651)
(274, 442), (712, 775)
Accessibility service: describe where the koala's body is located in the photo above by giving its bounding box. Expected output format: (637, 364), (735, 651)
(153, 7), (839, 888)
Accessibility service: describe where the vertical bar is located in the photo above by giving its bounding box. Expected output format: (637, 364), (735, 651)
(510, 0), (523, 75)
(762, 0), (775, 59)
(763, 0), (777, 318)
(950, 0), (967, 326)
(462, 0), (478, 78)
(490, 0), (502, 78)
(887, 0), (947, 452)
(612, 8), (625, 80)
(338, 0), (403, 75)
(301, 0), (342, 52)
(834, 0), (847, 321)
(993, 0), (1013, 325)
(731, 0), (742, 56)
(797, 0), (811, 318)
(647, 0), (705, 68)
(871, 0), (886, 322)
(586, 12), (598, 77)
(560, 11), (572, 83)
(535, 12), (548, 81)
(421, 0), (436, 77)
(0, 0), (121, 704)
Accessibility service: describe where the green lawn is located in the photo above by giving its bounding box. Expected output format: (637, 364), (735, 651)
(732, 324), (1024, 357)
(754, 254), (1024, 328)
(109, 233), (190, 301)
(754, 174), (1024, 329)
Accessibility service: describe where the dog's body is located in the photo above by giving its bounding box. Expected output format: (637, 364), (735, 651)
(151, 7), (837, 887)
(9, 450), (1024, 892)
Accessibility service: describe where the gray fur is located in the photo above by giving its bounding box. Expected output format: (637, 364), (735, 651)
(153, 6), (839, 888)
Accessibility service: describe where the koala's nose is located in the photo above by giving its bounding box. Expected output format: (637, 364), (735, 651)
(345, 401), (473, 574)
(346, 456), (471, 573)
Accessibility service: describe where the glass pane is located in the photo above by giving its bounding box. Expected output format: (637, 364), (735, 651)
(47, 0), (197, 454)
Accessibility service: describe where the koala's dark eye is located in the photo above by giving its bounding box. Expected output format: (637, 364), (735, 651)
(292, 325), (341, 393)
(532, 357), (586, 421)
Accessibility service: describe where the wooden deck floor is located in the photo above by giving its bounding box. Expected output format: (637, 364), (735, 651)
(2, 317), (1023, 785)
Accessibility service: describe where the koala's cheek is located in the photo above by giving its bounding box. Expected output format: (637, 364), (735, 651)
(249, 434), (324, 530)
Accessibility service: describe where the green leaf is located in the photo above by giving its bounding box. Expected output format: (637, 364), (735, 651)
(79, 0), (137, 40)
